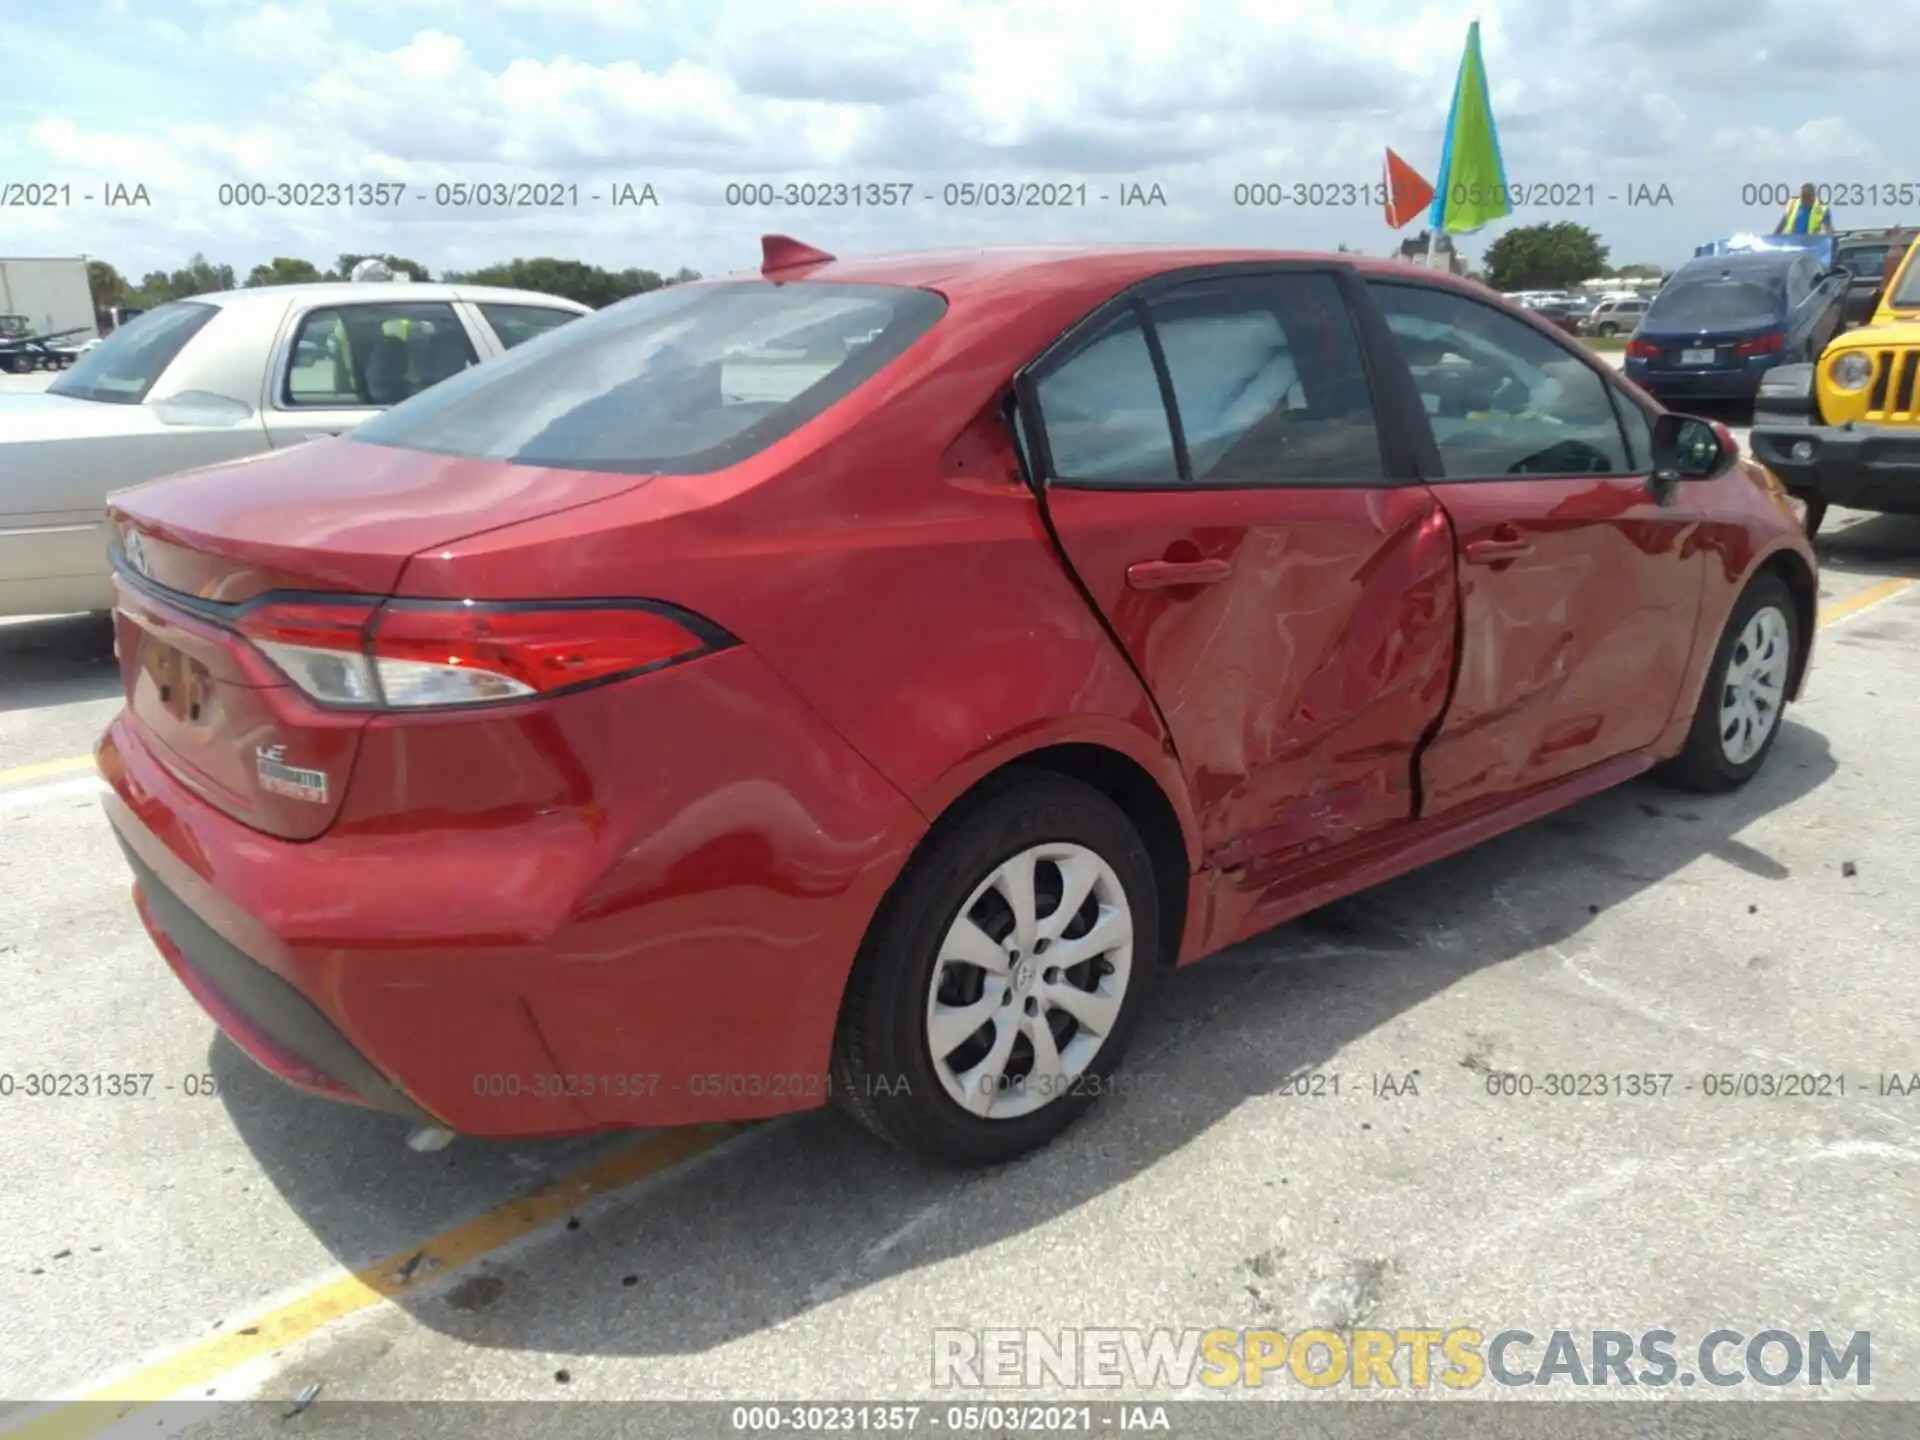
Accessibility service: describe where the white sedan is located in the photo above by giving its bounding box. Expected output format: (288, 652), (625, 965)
(0, 279), (590, 618)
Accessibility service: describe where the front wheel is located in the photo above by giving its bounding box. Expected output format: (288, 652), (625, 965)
(1657, 573), (1799, 793)
(1598, 322), (1619, 336)
(831, 770), (1160, 1167)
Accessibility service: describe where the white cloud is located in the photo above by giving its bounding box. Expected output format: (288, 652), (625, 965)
(5, 0), (1914, 281)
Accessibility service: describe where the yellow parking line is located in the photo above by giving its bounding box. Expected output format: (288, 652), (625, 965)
(1819, 576), (1914, 626)
(0, 754), (95, 788)
(3, 1124), (748, 1438)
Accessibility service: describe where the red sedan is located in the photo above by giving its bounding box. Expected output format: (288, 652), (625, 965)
(98, 237), (1818, 1168)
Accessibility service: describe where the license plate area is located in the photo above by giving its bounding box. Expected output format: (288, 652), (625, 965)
(1681, 348), (1717, 365)
(142, 638), (216, 727)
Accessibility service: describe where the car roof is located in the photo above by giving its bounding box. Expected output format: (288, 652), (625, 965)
(181, 281), (591, 311)
(1673, 251), (1796, 280)
(718, 243), (1507, 306)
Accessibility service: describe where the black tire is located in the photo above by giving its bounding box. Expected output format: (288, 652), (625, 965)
(1598, 322), (1619, 336)
(1801, 495), (1829, 539)
(831, 769), (1161, 1167)
(1656, 572), (1799, 793)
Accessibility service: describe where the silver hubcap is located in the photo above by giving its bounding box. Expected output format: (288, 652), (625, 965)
(925, 843), (1134, 1121)
(1719, 605), (1790, 764)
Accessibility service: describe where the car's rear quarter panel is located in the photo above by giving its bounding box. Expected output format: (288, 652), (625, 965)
(100, 641), (929, 1132)
(395, 258), (1218, 858)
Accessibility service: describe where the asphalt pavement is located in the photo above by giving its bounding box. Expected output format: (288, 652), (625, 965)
(3, 367), (1920, 1431)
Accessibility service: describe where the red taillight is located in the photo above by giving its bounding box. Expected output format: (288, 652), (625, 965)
(1625, 338), (1658, 359)
(235, 599), (725, 710)
(1734, 332), (1785, 357)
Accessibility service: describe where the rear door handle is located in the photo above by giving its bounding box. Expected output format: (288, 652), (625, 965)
(1463, 536), (1533, 564)
(1126, 558), (1233, 589)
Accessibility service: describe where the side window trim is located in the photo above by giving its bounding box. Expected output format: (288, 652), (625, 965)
(1017, 262), (1413, 493)
(454, 299), (504, 360)
(1133, 296), (1194, 484)
(1603, 382), (1653, 475)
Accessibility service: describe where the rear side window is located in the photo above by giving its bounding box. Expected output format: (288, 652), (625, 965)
(1030, 311), (1179, 485)
(1028, 271), (1383, 487)
(1146, 274), (1383, 482)
(350, 282), (946, 475)
(479, 303), (582, 350)
(46, 302), (217, 404)
(284, 302), (478, 408)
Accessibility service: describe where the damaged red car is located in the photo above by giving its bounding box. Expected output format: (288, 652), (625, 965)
(98, 236), (1818, 1167)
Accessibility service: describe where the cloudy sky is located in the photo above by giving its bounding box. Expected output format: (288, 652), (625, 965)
(4, 0), (1916, 284)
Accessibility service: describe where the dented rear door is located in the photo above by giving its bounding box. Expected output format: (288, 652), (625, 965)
(1019, 266), (1458, 874)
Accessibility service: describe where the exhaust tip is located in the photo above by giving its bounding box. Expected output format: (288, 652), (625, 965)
(406, 1124), (457, 1153)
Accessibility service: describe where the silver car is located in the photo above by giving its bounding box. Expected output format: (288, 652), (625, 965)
(0, 280), (590, 618)
(1581, 295), (1651, 336)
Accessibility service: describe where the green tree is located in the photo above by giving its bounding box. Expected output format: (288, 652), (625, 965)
(246, 256), (327, 287)
(87, 259), (126, 313)
(127, 270), (174, 306)
(164, 253), (237, 298)
(1614, 261), (1666, 279)
(1482, 222), (1610, 291)
(441, 257), (673, 308)
(334, 253), (430, 281)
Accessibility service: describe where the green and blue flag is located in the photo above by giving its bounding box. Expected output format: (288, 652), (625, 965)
(1428, 21), (1510, 235)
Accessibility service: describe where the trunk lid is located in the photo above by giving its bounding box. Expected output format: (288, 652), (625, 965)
(108, 438), (654, 840)
(107, 436), (653, 601)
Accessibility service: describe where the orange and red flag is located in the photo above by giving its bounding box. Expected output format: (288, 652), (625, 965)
(1383, 148), (1434, 230)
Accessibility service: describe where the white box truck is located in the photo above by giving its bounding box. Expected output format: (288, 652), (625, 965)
(0, 256), (97, 371)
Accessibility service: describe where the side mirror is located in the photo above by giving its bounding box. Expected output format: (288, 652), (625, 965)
(1651, 412), (1738, 484)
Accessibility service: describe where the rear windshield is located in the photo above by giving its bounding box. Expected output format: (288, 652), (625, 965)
(46, 302), (217, 404)
(349, 281), (947, 475)
(1645, 277), (1782, 329)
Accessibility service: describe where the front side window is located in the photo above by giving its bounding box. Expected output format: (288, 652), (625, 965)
(1366, 282), (1631, 478)
(284, 302), (477, 408)
(479, 303), (583, 351)
(350, 281), (946, 475)
(46, 302), (217, 404)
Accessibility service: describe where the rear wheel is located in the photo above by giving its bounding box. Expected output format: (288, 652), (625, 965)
(1657, 573), (1799, 793)
(831, 771), (1159, 1167)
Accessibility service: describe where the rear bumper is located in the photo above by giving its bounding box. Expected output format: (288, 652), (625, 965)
(96, 643), (928, 1137)
(1749, 421), (1920, 513)
(123, 837), (438, 1126)
(1627, 360), (1771, 400)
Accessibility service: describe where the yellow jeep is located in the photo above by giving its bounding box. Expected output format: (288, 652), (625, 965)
(1752, 235), (1920, 535)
